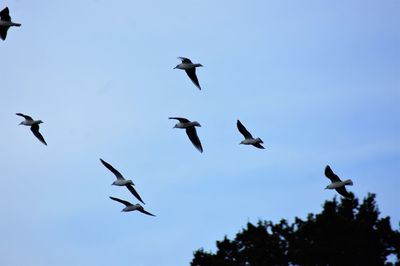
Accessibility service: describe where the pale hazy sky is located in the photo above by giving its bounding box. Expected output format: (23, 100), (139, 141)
(1, 0), (399, 265)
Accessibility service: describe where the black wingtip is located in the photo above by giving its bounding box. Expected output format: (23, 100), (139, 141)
(324, 165), (333, 176)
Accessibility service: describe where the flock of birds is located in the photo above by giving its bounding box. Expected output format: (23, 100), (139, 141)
(2, 6), (355, 218)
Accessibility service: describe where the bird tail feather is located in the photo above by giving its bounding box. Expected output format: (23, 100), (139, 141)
(344, 179), (353, 186)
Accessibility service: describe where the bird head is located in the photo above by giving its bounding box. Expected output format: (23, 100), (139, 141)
(37, 120), (44, 124)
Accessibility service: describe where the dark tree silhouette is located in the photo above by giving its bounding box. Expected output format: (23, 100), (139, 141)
(191, 193), (400, 266)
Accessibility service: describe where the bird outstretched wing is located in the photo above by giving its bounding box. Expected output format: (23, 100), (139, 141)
(138, 207), (156, 216)
(126, 184), (145, 205)
(185, 68), (201, 90)
(0, 7), (11, 21)
(324, 165), (341, 182)
(186, 127), (203, 153)
(16, 113), (33, 121)
(335, 187), (353, 199)
(100, 159), (125, 180)
(109, 196), (132, 207)
(237, 120), (253, 139)
(0, 27), (8, 40)
(169, 117), (190, 123)
(252, 143), (265, 149)
(31, 124), (47, 145)
(177, 57), (192, 64)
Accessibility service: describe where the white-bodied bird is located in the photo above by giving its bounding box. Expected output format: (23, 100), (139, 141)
(0, 7), (21, 41)
(324, 165), (353, 199)
(109, 196), (155, 216)
(169, 117), (203, 153)
(16, 113), (47, 145)
(100, 159), (145, 204)
(237, 120), (264, 149)
(174, 57), (203, 90)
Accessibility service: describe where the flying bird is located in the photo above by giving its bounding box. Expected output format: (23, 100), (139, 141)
(169, 117), (203, 153)
(174, 57), (203, 90)
(0, 7), (21, 41)
(237, 120), (264, 149)
(100, 158), (145, 204)
(109, 196), (155, 216)
(324, 165), (354, 199)
(16, 113), (47, 145)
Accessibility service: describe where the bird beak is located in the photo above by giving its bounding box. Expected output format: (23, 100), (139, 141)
(173, 66), (177, 69)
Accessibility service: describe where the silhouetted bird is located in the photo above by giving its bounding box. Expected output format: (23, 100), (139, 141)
(174, 57), (203, 90)
(324, 165), (353, 198)
(109, 196), (155, 216)
(169, 117), (203, 153)
(16, 113), (47, 145)
(0, 7), (21, 41)
(100, 158), (145, 204)
(237, 120), (264, 149)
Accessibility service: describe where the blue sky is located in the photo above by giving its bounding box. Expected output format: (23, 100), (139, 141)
(1, 0), (399, 265)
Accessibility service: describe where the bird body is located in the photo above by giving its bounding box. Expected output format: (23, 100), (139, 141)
(325, 179), (353, 189)
(112, 179), (134, 186)
(109, 196), (155, 216)
(173, 121), (201, 129)
(0, 7), (21, 40)
(19, 119), (43, 126)
(16, 113), (47, 145)
(174, 62), (203, 70)
(122, 204), (141, 212)
(169, 117), (203, 153)
(0, 20), (21, 27)
(240, 137), (263, 146)
(324, 165), (353, 198)
(100, 159), (145, 204)
(174, 57), (203, 90)
(237, 120), (264, 149)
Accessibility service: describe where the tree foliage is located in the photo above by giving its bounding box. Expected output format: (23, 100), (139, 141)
(191, 193), (400, 266)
